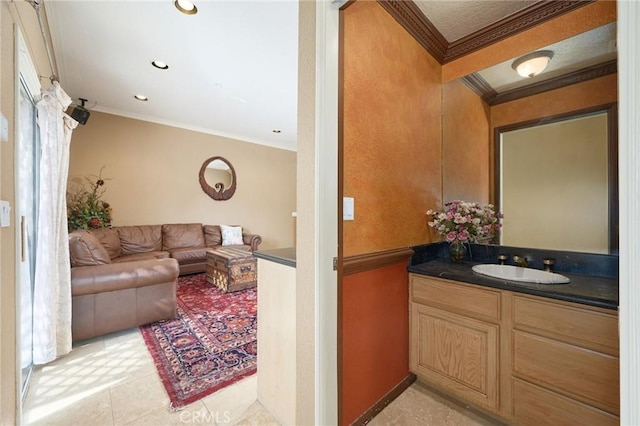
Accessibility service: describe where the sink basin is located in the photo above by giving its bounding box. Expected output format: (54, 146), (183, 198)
(472, 264), (570, 284)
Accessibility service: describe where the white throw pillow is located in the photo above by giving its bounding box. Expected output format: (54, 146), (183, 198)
(220, 225), (243, 246)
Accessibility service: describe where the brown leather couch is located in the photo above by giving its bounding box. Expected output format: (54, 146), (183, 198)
(68, 223), (261, 341)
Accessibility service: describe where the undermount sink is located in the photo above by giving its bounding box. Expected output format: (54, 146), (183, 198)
(472, 264), (570, 284)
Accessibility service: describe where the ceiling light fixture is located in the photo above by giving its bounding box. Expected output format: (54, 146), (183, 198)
(151, 60), (169, 70)
(174, 0), (197, 15)
(134, 94), (148, 101)
(511, 50), (554, 78)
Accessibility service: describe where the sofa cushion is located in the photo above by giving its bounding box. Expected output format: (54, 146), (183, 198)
(112, 251), (170, 263)
(203, 225), (222, 247)
(220, 224), (244, 245)
(169, 247), (209, 264)
(69, 230), (111, 267)
(162, 223), (205, 250)
(117, 225), (163, 256)
(89, 228), (121, 259)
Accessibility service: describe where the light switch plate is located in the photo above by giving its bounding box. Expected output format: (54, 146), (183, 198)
(0, 200), (11, 227)
(343, 197), (354, 220)
(0, 112), (8, 142)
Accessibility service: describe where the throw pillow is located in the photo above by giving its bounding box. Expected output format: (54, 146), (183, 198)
(220, 225), (243, 246)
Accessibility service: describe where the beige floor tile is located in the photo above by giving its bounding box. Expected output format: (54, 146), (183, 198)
(110, 371), (170, 425)
(369, 382), (502, 426)
(124, 401), (214, 426)
(200, 375), (258, 424)
(232, 401), (281, 426)
(23, 388), (113, 426)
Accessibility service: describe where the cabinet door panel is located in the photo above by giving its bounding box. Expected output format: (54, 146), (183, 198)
(513, 330), (619, 415)
(513, 378), (618, 426)
(410, 304), (498, 409)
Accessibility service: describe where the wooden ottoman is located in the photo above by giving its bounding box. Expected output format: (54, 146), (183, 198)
(206, 247), (257, 292)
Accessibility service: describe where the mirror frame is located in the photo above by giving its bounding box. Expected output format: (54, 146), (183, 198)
(494, 102), (618, 254)
(199, 156), (237, 201)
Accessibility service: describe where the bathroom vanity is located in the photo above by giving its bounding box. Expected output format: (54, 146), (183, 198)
(408, 256), (619, 425)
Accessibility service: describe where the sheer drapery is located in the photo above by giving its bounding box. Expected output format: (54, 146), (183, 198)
(33, 82), (77, 364)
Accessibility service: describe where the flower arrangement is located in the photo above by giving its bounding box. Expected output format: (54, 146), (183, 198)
(67, 167), (112, 231)
(427, 200), (503, 244)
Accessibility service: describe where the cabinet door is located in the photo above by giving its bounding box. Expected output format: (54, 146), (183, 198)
(410, 303), (499, 410)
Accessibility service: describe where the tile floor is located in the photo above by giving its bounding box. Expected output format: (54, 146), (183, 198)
(23, 327), (500, 425)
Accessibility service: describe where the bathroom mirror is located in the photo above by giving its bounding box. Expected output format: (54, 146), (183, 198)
(199, 156), (237, 201)
(495, 104), (618, 255)
(450, 22), (618, 255)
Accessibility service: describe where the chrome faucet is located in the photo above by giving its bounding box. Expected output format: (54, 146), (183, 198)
(513, 255), (528, 268)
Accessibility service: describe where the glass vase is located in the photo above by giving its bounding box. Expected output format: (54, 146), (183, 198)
(449, 241), (467, 262)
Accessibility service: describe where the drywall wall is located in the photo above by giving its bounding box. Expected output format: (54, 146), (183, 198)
(342, 0), (442, 257)
(68, 111), (296, 250)
(442, 80), (491, 204)
(501, 113), (609, 252)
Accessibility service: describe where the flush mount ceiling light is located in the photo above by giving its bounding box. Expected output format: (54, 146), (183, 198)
(174, 0), (197, 15)
(511, 50), (554, 78)
(134, 94), (148, 101)
(151, 60), (169, 70)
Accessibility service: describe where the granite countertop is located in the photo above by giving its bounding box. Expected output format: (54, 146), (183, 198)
(253, 247), (296, 268)
(408, 260), (619, 310)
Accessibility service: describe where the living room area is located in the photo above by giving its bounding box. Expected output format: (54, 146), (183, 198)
(1, 0), (302, 424)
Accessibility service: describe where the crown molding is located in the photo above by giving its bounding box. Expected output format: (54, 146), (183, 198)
(377, 0), (595, 65)
(444, 1), (594, 63)
(461, 59), (617, 106)
(376, 0), (448, 63)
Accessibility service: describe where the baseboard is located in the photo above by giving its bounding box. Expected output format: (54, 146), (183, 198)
(351, 373), (417, 426)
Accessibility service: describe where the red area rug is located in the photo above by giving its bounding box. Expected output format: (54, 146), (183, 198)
(140, 273), (257, 410)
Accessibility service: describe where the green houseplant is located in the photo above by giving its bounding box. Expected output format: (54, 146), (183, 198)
(67, 168), (112, 231)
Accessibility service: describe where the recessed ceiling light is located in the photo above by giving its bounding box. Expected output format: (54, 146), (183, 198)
(134, 94), (148, 101)
(272, 129), (281, 133)
(151, 60), (169, 70)
(174, 0), (197, 15)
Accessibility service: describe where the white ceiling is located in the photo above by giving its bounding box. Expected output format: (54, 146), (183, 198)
(45, 0), (299, 151)
(44, 1), (616, 153)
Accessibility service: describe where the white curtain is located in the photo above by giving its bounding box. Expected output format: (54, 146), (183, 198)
(33, 82), (77, 364)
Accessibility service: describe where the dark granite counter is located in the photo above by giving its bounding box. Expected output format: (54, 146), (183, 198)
(408, 260), (618, 310)
(253, 247), (296, 268)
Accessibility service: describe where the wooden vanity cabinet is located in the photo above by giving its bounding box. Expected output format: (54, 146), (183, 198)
(511, 295), (619, 425)
(409, 275), (501, 412)
(409, 273), (619, 425)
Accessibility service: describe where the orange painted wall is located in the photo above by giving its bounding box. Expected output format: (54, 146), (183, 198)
(443, 80), (491, 204)
(491, 74), (618, 128)
(341, 262), (410, 425)
(342, 0), (442, 257)
(442, 0), (617, 82)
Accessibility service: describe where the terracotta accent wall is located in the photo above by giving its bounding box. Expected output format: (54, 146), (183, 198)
(442, 80), (490, 204)
(442, 0), (617, 82)
(342, 0), (442, 257)
(68, 111), (296, 250)
(341, 262), (410, 425)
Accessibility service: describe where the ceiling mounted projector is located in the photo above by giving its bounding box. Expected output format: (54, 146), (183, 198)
(69, 98), (90, 125)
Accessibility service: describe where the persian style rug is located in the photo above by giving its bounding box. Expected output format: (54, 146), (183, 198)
(140, 273), (257, 410)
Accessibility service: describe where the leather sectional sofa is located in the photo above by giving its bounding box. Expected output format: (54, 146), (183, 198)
(68, 223), (261, 341)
